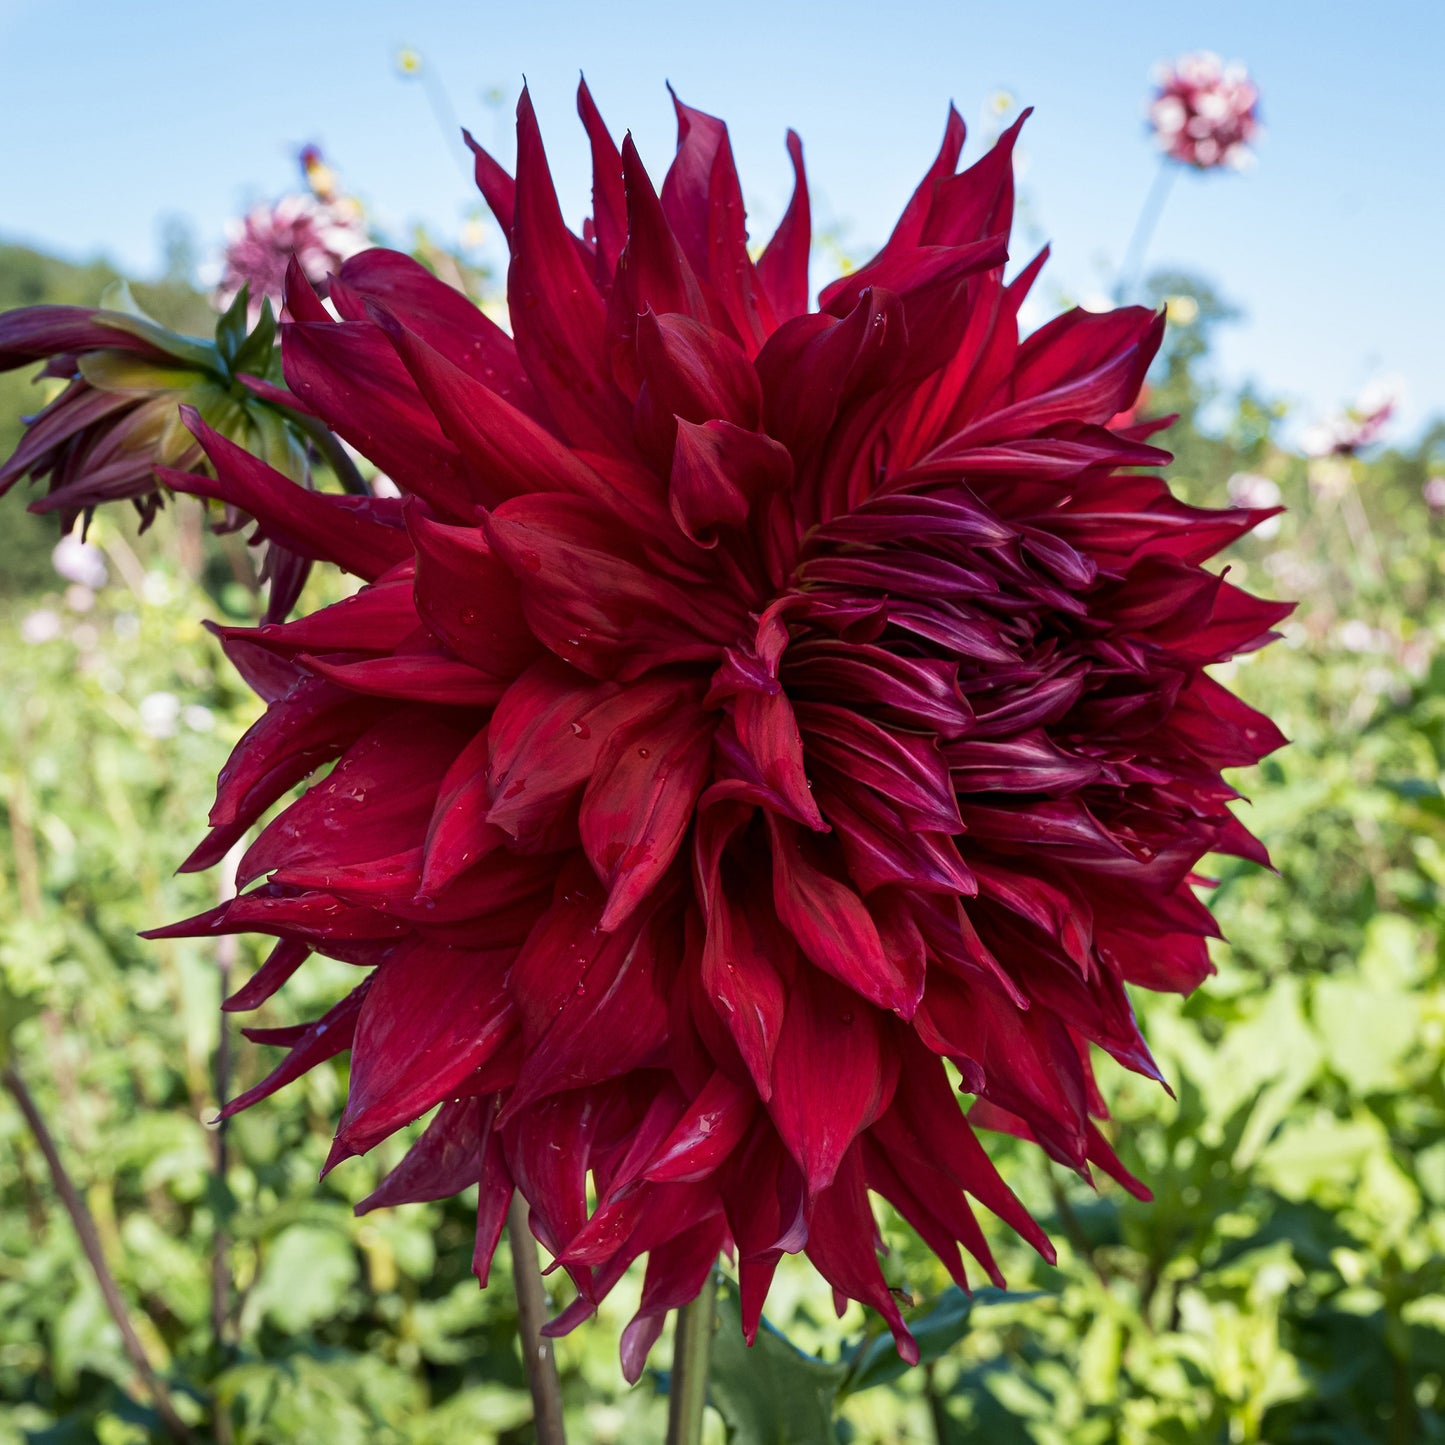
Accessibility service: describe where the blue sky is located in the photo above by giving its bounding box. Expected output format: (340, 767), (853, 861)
(1, 0), (1440, 443)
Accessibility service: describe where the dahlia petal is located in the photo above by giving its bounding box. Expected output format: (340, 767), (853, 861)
(962, 310), (1165, 442)
(579, 688), (713, 931)
(755, 130), (811, 323)
(878, 1043), (1054, 1260)
(815, 103), (965, 314)
(971, 860), (1094, 973)
(473, 1104), (515, 1286)
(147, 886), (407, 946)
(915, 971), (1090, 1168)
(0, 306), (165, 370)
(421, 726), (507, 895)
(708, 658), (826, 830)
(669, 417), (791, 546)
(202, 678), (387, 833)
(695, 805), (789, 1098)
(795, 702), (962, 834)
(282, 319), (478, 518)
(483, 659), (626, 846)
(805, 1146), (918, 1363)
(216, 571), (419, 661)
(809, 770), (976, 897)
(659, 90), (732, 285)
(508, 88), (633, 453)
(786, 641), (973, 740)
(281, 255), (332, 323)
(331, 940), (515, 1160)
(222, 938), (309, 1013)
(484, 493), (737, 678)
(577, 78), (628, 280)
(161, 414), (410, 580)
(768, 815), (924, 1015)
(356, 1096), (484, 1214)
(946, 730), (1101, 795)
(1083, 1120), (1152, 1202)
(334, 249), (538, 410)
(0, 384), (131, 492)
(300, 650), (507, 707)
(615, 135), (709, 334)
(462, 130), (516, 237)
(643, 1070), (755, 1183)
(375, 307), (610, 506)
(619, 1210), (727, 1383)
(635, 309), (762, 438)
(659, 92), (774, 351)
(863, 1138), (997, 1290)
(767, 963), (898, 1193)
(920, 110), (1028, 247)
(219, 980), (369, 1120)
(239, 709), (471, 887)
(505, 1089), (606, 1260)
(406, 505), (539, 676)
(503, 879), (674, 1117)
(756, 286), (905, 465)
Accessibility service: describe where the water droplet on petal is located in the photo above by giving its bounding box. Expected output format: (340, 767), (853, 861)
(637, 746), (650, 759)
(570, 720), (590, 738)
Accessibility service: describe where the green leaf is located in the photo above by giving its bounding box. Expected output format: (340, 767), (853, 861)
(246, 1224), (360, 1333)
(841, 1287), (1046, 1396)
(708, 1278), (847, 1445)
(214, 285), (252, 369)
(229, 296), (278, 379)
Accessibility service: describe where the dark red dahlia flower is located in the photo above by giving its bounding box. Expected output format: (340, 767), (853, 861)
(148, 83), (1287, 1373)
(1148, 52), (1261, 171)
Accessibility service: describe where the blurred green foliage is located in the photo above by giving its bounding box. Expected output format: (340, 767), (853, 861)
(1, 261), (1445, 1444)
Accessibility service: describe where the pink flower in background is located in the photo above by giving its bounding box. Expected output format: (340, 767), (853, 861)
(1149, 52), (1260, 171)
(1302, 380), (1399, 458)
(215, 193), (369, 320)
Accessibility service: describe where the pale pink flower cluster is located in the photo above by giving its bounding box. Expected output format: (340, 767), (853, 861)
(215, 193), (369, 320)
(1149, 52), (1260, 170)
(1302, 381), (1399, 459)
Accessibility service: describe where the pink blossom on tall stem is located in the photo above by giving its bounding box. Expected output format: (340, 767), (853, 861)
(215, 193), (369, 321)
(1149, 52), (1261, 171)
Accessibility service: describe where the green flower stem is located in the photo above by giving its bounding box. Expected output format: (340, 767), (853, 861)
(506, 1193), (568, 1445)
(1, 1061), (196, 1445)
(210, 850), (242, 1445)
(290, 412), (370, 496)
(666, 1272), (719, 1445)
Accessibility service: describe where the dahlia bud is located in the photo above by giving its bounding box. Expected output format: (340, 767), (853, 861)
(0, 286), (320, 619)
(1149, 51), (1261, 171)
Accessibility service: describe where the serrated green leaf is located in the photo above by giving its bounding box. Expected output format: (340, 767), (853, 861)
(708, 1278), (847, 1445)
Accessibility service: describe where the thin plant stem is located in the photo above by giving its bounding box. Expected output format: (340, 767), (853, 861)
(210, 846), (243, 1445)
(1115, 158), (1178, 304)
(1048, 1170), (1111, 1286)
(291, 413), (369, 496)
(1, 1062), (196, 1444)
(924, 1361), (951, 1445)
(506, 1193), (567, 1445)
(666, 1273), (719, 1445)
